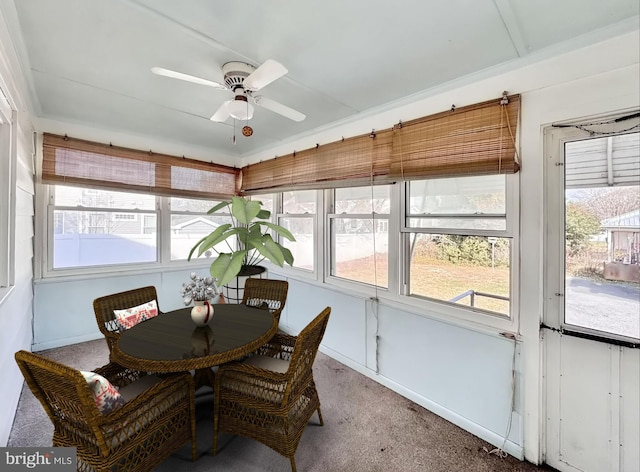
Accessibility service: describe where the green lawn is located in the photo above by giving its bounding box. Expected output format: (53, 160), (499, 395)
(337, 256), (510, 315)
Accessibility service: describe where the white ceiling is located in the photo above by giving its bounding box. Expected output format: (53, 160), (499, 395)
(2, 0), (639, 161)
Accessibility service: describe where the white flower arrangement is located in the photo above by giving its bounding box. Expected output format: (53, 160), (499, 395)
(180, 272), (220, 305)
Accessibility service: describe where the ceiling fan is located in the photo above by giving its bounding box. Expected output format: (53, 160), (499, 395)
(151, 59), (306, 124)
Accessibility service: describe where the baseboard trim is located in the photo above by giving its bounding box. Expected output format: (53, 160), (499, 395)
(32, 333), (103, 352)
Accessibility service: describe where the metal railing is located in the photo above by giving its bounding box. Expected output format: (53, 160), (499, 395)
(449, 289), (509, 307)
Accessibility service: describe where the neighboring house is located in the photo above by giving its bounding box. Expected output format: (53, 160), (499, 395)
(172, 216), (220, 234)
(602, 209), (640, 264)
(602, 209), (640, 282)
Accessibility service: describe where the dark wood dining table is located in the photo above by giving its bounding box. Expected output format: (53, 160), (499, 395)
(111, 304), (278, 386)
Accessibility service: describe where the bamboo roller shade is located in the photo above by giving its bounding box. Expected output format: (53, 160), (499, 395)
(42, 133), (239, 199)
(241, 94), (520, 193)
(241, 129), (394, 192)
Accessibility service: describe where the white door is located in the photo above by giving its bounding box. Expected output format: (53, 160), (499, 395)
(544, 122), (640, 472)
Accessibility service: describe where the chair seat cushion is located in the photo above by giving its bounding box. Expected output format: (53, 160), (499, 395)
(80, 371), (125, 414)
(113, 300), (159, 331)
(119, 374), (164, 402)
(244, 355), (289, 373)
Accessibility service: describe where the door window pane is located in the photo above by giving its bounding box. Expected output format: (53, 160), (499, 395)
(564, 133), (640, 340)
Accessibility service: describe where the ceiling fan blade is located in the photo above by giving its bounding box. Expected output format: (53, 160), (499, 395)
(243, 59), (288, 91)
(252, 95), (306, 122)
(210, 101), (231, 122)
(151, 67), (227, 90)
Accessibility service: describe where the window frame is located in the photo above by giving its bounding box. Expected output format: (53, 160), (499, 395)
(0, 93), (15, 292)
(275, 191), (320, 278)
(545, 124), (640, 345)
(40, 185), (216, 278)
(400, 174), (519, 319)
(325, 184), (393, 292)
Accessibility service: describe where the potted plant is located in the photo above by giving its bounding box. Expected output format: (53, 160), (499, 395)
(187, 196), (295, 289)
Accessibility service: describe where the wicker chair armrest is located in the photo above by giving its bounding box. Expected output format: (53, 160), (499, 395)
(104, 330), (121, 341)
(97, 372), (193, 431)
(254, 332), (296, 361)
(93, 363), (146, 389)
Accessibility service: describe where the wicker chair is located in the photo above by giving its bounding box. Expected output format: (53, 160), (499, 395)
(213, 306), (331, 472)
(241, 278), (289, 323)
(15, 350), (196, 471)
(93, 286), (161, 359)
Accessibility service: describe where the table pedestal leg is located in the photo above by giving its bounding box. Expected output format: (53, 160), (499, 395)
(193, 368), (216, 389)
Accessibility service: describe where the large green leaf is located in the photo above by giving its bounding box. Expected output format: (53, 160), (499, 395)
(246, 224), (264, 241)
(250, 234), (285, 266)
(256, 209), (271, 220)
(187, 234), (209, 261)
(206, 200), (231, 214)
(232, 196), (261, 225)
(209, 251), (247, 286)
(259, 221), (296, 241)
(193, 224), (233, 257)
(187, 224), (231, 260)
(281, 245), (294, 266)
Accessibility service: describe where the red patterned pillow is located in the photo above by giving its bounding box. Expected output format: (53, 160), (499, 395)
(113, 300), (159, 331)
(80, 371), (125, 415)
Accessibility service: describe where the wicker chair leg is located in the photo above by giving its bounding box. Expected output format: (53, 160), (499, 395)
(191, 409), (197, 461)
(290, 456), (297, 472)
(213, 409), (219, 456)
(317, 406), (324, 426)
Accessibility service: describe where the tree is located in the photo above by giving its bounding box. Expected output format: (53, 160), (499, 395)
(570, 186), (640, 220)
(565, 203), (601, 255)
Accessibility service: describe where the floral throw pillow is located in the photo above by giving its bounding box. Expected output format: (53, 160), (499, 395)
(113, 300), (159, 331)
(80, 371), (125, 415)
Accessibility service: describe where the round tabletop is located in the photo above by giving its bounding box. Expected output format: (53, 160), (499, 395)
(112, 304), (278, 373)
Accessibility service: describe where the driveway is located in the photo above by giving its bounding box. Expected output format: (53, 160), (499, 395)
(565, 276), (640, 339)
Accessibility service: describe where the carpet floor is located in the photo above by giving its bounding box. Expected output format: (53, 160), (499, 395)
(8, 339), (554, 471)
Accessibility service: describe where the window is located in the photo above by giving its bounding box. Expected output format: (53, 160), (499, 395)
(562, 132), (639, 341)
(329, 185), (390, 288)
(0, 89), (14, 289)
(45, 187), (237, 273)
(49, 186), (157, 269)
(278, 190), (316, 272)
(403, 175), (515, 316)
(169, 196), (232, 261)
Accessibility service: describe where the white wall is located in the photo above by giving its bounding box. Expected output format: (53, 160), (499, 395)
(0, 8), (35, 446)
(279, 278), (523, 454)
(32, 267), (207, 350)
(25, 28), (640, 467)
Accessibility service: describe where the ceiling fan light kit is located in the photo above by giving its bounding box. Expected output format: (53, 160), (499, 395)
(227, 97), (254, 121)
(151, 59), (306, 132)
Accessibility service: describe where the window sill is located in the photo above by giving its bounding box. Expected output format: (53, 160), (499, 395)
(35, 260), (213, 284)
(269, 266), (519, 340)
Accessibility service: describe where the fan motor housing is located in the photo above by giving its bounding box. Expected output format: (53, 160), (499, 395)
(222, 61), (256, 91)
